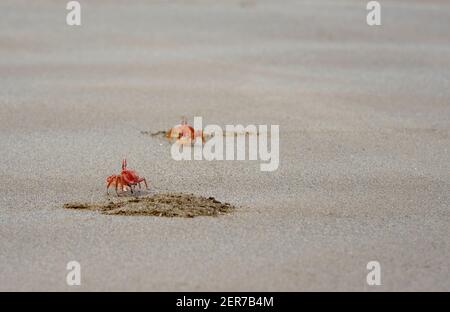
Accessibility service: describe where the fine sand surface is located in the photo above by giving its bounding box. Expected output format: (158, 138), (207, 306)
(0, 0), (449, 291)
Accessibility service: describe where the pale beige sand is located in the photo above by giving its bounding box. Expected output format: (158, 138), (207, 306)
(0, 0), (449, 291)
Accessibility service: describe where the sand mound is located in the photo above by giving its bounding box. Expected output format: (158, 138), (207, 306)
(141, 130), (259, 141)
(64, 193), (236, 217)
(140, 130), (168, 138)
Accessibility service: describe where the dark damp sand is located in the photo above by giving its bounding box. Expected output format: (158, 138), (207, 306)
(0, 0), (449, 291)
(64, 193), (236, 217)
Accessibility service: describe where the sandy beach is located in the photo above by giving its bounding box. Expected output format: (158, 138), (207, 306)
(0, 0), (449, 291)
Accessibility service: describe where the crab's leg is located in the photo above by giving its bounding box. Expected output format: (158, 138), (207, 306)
(115, 176), (121, 196)
(137, 178), (148, 189)
(106, 176), (116, 195)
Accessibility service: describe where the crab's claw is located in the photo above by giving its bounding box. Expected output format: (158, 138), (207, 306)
(194, 130), (205, 143)
(122, 158), (127, 170)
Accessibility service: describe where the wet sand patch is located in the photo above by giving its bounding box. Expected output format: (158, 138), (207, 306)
(64, 193), (236, 217)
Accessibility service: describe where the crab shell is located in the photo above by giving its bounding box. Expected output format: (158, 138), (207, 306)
(166, 124), (195, 139)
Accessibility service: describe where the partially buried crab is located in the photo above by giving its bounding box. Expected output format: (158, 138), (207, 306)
(166, 116), (204, 144)
(106, 159), (148, 196)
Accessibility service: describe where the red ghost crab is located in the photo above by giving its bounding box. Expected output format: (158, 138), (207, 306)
(106, 159), (148, 196)
(166, 116), (204, 144)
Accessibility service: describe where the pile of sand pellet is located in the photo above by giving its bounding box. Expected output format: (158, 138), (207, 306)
(140, 130), (168, 137)
(64, 193), (236, 217)
(141, 130), (259, 141)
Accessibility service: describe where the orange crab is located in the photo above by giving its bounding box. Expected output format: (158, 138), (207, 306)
(106, 159), (148, 195)
(166, 116), (204, 144)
